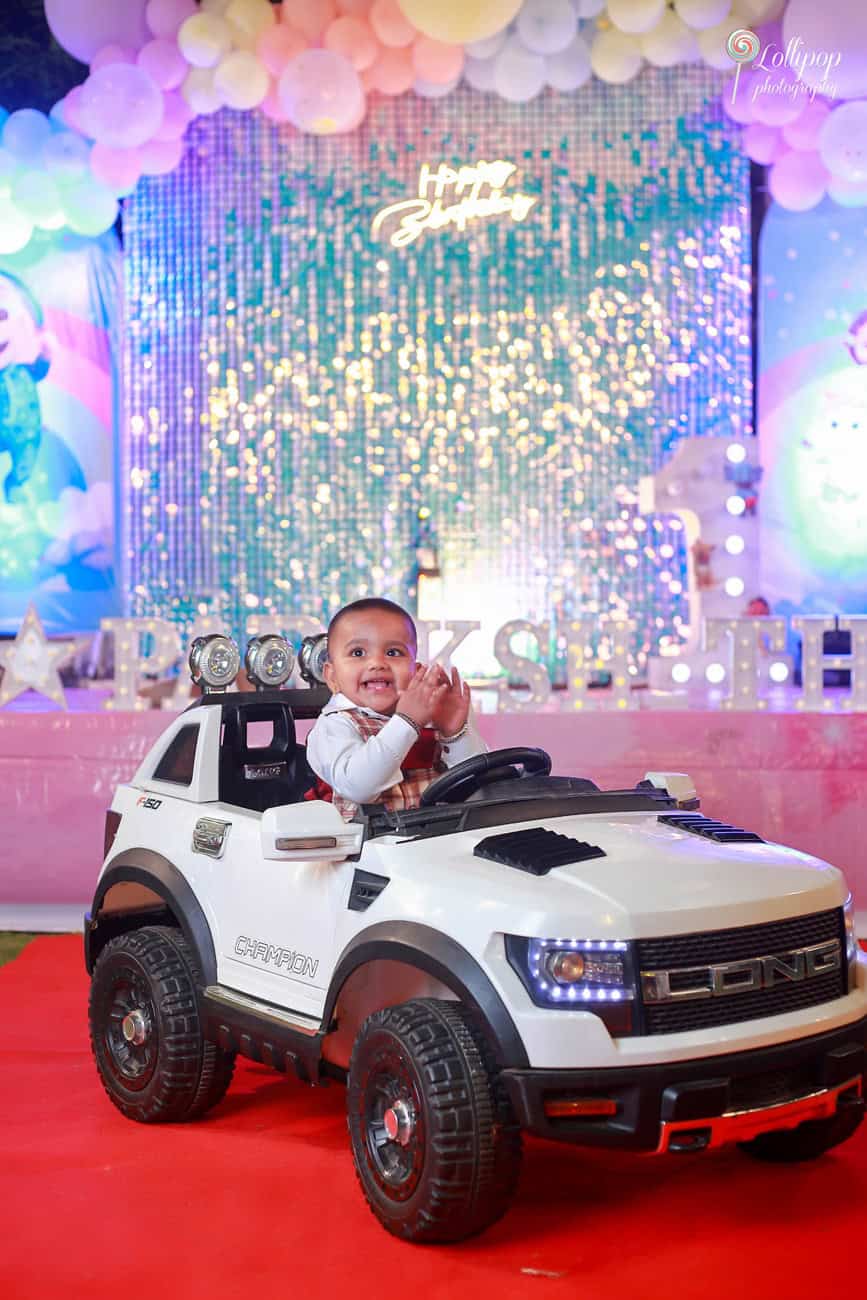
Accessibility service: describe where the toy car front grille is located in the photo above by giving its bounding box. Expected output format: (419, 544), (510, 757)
(636, 908), (846, 1036)
(657, 813), (764, 843)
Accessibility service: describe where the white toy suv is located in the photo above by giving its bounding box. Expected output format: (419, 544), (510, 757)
(85, 635), (867, 1243)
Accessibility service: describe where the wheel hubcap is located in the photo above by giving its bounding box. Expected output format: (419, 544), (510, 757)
(121, 1010), (149, 1046)
(383, 1098), (415, 1146)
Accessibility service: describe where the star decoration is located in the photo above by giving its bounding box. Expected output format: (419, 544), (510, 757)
(0, 605), (90, 710)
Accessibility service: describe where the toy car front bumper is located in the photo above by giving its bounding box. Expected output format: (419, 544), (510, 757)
(500, 1014), (867, 1152)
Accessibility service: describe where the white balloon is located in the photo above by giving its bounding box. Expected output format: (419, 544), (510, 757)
(177, 12), (232, 68)
(818, 101), (867, 183)
(182, 66), (225, 113)
(674, 0), (731, 31)
(591, 28), (643, 83)
(827, 174), (867, 207)
(465, 30), (508, 60)
(782, 99), (830, 152)
(213, 50), (270, 108)
(493, 35), (547, 101)
(517, 0), (577, 55)
(546, 34), (592, 90)
(607, 0), (665, 36)
(782, 0), (867, 100)
(463, 54), (498, 91)
(0, 197), (33, 254)
(697, 14), (742, 71)
(640, 11), (700, 67)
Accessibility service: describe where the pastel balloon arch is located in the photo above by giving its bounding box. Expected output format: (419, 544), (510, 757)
(0, 0), (865, 255)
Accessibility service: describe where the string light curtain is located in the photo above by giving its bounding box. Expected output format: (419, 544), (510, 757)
(123, 70), (751, 671)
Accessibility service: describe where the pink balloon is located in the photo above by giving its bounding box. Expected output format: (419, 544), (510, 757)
(278, 48), (365, 132)
(91, 45), (136, 71)
(138, 38), (188, 89)
(146, 0), (198, 40)
(751, 70), (804, 128)
(257, 25), (308, 76)
(138, 136), (185, 175)
(782, 99), (831, 152)
(336, 0), (371, 13)
(153, 90), (194, 140)
(366, 45), (414, 93)
(411, 36), (464, 83)
(62, 86), (87, 134)
(743, 122), (785, 165)
(284, 0), (338, 43)
(45, 0), (150, 65)
(769, 149), (829, 211)
(324, 16), (379, 70)
(370, 0), (416, 47)
(79, 64), (165, 149)
(89, 142), (143, 192)
(260, 80), (290, 121)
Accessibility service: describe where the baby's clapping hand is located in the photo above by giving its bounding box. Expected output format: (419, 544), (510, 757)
(397, 664), (448, 729)
(429, 666), (470, 738)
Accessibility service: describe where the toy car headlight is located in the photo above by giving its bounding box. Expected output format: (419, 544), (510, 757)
(189, 634), (241, 692)
(505, 936), (637, 1035)
(844, 894), (859, 989)
(298, 632), (329, 686)
(245, 635), (295, 689)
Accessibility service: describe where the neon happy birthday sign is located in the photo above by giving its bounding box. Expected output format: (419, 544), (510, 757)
(371, 160), (539, 248)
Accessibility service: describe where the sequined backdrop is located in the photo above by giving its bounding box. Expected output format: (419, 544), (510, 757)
(123, 71), (751, 673)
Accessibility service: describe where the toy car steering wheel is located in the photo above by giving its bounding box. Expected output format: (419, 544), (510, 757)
(419, 746), (553, 806)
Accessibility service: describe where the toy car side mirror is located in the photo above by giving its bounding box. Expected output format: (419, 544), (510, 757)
(260, 802), (363, 862)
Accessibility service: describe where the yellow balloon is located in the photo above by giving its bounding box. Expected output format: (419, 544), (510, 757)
(396, 0), (522, 45)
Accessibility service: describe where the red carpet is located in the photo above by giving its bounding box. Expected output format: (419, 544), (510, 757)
(1, 936), (865, 1300)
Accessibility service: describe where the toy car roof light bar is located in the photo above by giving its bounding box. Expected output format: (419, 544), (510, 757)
(298, 632), (329, 686)
(188, 634), (241, 692)
(244, 634), (295, 689)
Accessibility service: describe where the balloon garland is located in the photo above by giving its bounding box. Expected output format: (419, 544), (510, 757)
(0, 0), (864, 256)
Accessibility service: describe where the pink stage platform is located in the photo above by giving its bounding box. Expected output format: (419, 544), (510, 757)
(3, 700), (867, 921)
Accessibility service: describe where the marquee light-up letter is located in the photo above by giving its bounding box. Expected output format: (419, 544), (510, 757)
(372, 160), (539, 248)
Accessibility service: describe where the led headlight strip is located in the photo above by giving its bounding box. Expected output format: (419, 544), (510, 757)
(505, 935), (638, 1035)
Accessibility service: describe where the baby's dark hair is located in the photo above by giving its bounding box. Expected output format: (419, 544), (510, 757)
(327, 598), (417, 656)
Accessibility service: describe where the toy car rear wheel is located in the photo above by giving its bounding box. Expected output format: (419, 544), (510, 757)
(738, 1097), (863, 1162)
(347, 998), (522, 1243)
(89, 925), (235, 1123)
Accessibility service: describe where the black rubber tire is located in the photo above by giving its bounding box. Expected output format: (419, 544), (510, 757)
(347, 998), (523, 1244)
(738, 1098), (863, 1163)
(89, 925), (235, 1124)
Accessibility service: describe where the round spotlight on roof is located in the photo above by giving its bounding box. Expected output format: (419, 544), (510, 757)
(769, 660), (790, 684)
(726, 443), (747, 464)
(726, 494), (746, 516)
(189, 635), (241, 692)
(706, 662), (726, 685)
(725, 575), (745, 598)
(245, 635), (295, 689)
(298, 632), (329, 686)
(725, 534), (745, 555)
(671, 662), (691, 684)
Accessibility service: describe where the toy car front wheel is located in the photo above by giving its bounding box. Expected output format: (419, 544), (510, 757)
(89, 925), (235, 1123)
(347, 998), (522, 1243)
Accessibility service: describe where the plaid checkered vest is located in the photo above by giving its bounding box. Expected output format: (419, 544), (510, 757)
(331, 708), (446, 820)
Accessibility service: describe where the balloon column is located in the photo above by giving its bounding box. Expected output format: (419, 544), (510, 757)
(0, 0), (864, 255)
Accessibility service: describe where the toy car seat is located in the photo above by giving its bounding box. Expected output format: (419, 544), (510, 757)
(218, 698), (317, 812)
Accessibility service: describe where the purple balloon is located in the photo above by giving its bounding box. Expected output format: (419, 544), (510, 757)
(79, 64), (164, 150)
(45, 0), (150, 66)
(145, 0), (198, 40)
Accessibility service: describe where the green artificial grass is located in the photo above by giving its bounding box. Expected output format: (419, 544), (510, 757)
(0, 933), (36, 967)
